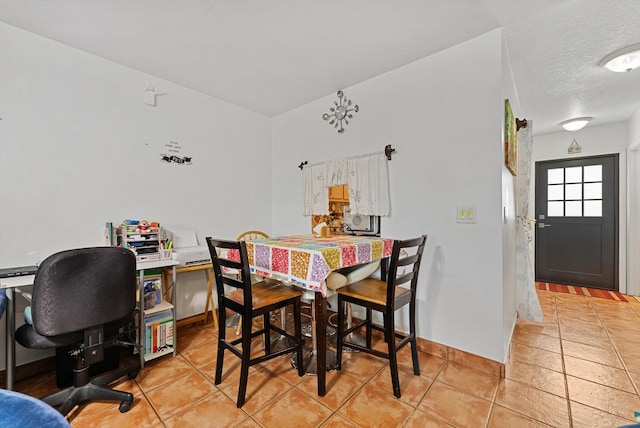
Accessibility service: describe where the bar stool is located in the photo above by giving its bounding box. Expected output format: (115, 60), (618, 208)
(326, 261), (381, 350)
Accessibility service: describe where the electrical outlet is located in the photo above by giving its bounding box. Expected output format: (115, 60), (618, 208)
(456, 206), (476, 224)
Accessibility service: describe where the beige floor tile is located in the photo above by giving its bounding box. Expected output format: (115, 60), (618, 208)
(178, 339), (218, 368)
(339, 384), (414, 427)
(505, 358), (566, 397)
(135, 354), (198, 392)
(435, 361), (499, 401)
(621, 352), (640, 374)
(297, 370), (364, 411)
(220, 369), (294, 416)
(252, 388), (332, 428)
(488, 404), (553, 428)
(175, 327), (217, 352)
(600, 316), (640, 332)
(512, 330), (561, 353)
(403, 409), (455, 427)
(337, 351), (386, 381)
(508, 341), (564, 373)
(566, 375), (640, 420)
(319, 413), (359, 427)
(367, 363), (433, 406)
(145, 370), (217, 419)
(163, 391), (249, 427)
(514, 320), (560, 338)
(418, 381), (492, 427)
(561, 339), (624, 368)
(259, 352), (306, 386)
(570, 400), (638, 428)
(70, 396), (161, 428)
(564, 355), (636, 393)
(494, 379), (570, 427)
(557, 307), (601, 323)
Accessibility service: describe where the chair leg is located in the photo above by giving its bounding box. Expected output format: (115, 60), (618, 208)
(365, 308), (373, 348)
(336, 296), (344, 370)
(409, 301), (420, 376)
(237, 313), (252, 408)
(293, 300), (304, 377)
(385, 311), (401, 398)
(214, 306), (227, 385)
(263, 313), (271, 354)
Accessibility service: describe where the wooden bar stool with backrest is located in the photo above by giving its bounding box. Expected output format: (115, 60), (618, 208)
(206, 237), (304, 408)
(336, 235), (427, 398)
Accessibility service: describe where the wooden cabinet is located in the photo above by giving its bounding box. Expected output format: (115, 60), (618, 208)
(329, 185), (349, 202)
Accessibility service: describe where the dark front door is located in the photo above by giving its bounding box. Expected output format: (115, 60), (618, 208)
(535, 154), (618, 290)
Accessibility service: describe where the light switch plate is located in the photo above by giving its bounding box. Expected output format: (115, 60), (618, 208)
(456, 206), (476, 224)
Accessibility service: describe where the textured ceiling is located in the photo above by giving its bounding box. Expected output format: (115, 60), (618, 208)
(1, 0), (639, 135)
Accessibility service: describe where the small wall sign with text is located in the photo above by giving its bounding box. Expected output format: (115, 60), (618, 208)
(161, 141), (192, 165)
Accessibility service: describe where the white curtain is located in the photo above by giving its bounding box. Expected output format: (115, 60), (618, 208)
(303, 152), (390, 216)
(303, 163), (330, 215)
(347, 153), (390, 216)
(516, 121), (543, 322)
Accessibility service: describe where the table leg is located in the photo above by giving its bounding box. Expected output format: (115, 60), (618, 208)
(5, 288), (15, 390)
(315, 295), (327, 397)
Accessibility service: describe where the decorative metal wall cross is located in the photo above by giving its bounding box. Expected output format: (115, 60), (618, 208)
(322, 90), (358, 133)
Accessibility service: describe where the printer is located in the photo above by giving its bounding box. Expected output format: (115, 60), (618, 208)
(169, 229), (211, 266)
(172, 246), (211, 266)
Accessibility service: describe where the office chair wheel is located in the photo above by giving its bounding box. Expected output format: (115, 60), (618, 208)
(119, 395), (134, 413)
(128, 370), (139, 380)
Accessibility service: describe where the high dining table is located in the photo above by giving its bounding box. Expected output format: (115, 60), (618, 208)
(240, 234), (393, 396)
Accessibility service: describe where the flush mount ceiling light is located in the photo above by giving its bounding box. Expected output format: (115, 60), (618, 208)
(560, 117), (592, 131)
(600, 43), (640, 72)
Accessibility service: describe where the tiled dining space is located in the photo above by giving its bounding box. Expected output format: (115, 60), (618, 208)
(12, 287), (640, 427)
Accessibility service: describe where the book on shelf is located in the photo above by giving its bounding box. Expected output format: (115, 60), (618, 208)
(143, 311), (174, 355)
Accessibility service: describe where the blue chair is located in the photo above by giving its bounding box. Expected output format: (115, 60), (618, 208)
(0, 389), (70, 428)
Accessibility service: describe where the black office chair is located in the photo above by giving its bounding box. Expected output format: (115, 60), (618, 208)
(336, 235), (427, 398)
(16, 247), (141, 416)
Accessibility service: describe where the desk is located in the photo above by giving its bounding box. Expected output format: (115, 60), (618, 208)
(1, 259), (179, 388)
(1, 274), (35, 390)
(242, 234), (393, 396)
(162, 264), (217, 330)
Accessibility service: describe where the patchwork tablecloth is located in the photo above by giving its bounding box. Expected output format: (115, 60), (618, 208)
(243, 234), (393, 296)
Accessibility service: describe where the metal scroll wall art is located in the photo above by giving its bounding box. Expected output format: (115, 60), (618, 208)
(322, 90), (358, 133)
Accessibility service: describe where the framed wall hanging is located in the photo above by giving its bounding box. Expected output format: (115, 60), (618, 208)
(505, 99), (517, 176)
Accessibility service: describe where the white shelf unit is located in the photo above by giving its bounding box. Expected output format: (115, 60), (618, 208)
(121, 226), (162, 262)
(137, 259), (179, 367)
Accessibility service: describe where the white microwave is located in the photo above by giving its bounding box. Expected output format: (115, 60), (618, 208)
(343, 212), (380, 236)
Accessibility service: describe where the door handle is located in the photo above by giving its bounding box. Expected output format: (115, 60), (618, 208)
(538, 223), (551, 228)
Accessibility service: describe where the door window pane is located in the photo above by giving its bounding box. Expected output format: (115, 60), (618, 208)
(565, 183), (582, 200)
(565, 201), (582, 216)
(565, 167), (582, 183)
(548, 201), (564, 217)
(584, 165), (602, 182)
(584, 201), (602, 217)
(548, 168), (564, 184)
(548, 184), (564, 200)
(584, 183), (602, 199)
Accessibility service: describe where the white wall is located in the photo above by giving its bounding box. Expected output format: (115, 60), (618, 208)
(532, 122), (629, 292)
(627, 108), (640, 295)
(272, 30), (508, 362)
(0, 23), (272, 369)
(500, 37), (520, 362)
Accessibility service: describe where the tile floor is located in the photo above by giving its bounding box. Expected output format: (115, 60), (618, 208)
(14, 288), (640, 427)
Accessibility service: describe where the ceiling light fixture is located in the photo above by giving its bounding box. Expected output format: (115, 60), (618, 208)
(600, 43), (640, 72)
(560, 117), (592, 132)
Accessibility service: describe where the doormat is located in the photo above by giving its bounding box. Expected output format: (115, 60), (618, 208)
(536, 282), (629, 302)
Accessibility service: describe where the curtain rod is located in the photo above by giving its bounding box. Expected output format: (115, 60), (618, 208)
(516, 118), (528, 131)
(298, 144), (396, 170)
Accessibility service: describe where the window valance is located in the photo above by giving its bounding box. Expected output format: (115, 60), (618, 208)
(303, 151), (391, 216)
